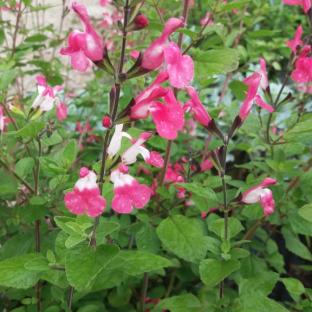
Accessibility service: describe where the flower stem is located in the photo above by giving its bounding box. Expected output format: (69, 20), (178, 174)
(140, 273), (149, 312)
(34, 137), (42, 312)
(0, 158), (35, 194)
(219, 137), (229, 299)
(67, 286), (74, 311)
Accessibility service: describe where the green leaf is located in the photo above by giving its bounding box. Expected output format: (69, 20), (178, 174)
(117, 250), (172, 275)
(0, 69), (17, 91)
(284, 117), (312, 142)
(25, 34), (48, 43)
(208, 217), (244, 239)
(239, 271), (279, 296)
(136, 224), (160, 253)
(192, 48), (239, 75)
(229, 80), (248, 101)
(157, 215), (210, 262)
(298, 203), (312, 223)
(0, 169), (18, 196)
(199, 258), (240, 287)
(65, 244), (119, 291)
(219, 0), (249, 12)
(24, 254), (49, 271)
(155, 294), (202, 312)
(62, 140), (78, 168)
(280, 278), (305, 302)
(0, 29), (5, 46)
(42, 131), (63, 146)
(232, 293), (289, 312)
(177, 183), (219, 211)
(96, 219), (120, 245)
(0, 254), (42, 289)
(15, 157), (35, 178)
(92, 250), (172, 291)
(282, 227), (312, 261)
(15, 121), (45, 139)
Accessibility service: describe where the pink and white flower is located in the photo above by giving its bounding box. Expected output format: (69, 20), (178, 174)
(60, 2), (104, 72)
(259, 58), (269, 90)
(0, 107), (10, 132)
(32, 75), (62, 112)
(64, 167), (106, 217)
(110, 165), (152, 214)
(122, 132), (164, 168)
(141, 17), (184, 70)
(241, 177), (277, 216)
(239, 72), (274, 121)
(107, 124), (132, 158)
(283, 0), (312, 13)
(184, 86), (212, 127)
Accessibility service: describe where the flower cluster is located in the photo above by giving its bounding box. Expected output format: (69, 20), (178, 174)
(62, 1), (277, 219)
(64, 125), (164, 216)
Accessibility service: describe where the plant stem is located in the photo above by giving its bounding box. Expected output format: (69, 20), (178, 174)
(67, 286), (74, 311)
(265, 54), (293, 146)
(0, 158), (35, 193)
(11, 0), (23, 56)
(158, 140), (172, 186)
(165, 270), (176, 298)
(243, 218), (264, 240)
(140, 273), (149, 312)
(34, 137), (42, 312)
(219, 137), (229, 299)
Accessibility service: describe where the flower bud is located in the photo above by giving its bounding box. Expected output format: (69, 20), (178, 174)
(134, 14), (149, 29)
(102, 115), (112, 128)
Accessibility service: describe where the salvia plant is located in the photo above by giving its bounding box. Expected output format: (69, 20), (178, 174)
(0, 0), (311, 311)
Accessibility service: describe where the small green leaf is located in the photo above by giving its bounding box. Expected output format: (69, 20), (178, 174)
(209, 217), (244, 239)
(0, 69), (17, 91)
(298, 203), (312, 223)
(136, 224), (160, 253)
(15, 157), (35, 178)
(192, 48), (239, 75)
(199, 258), (240, 287)
(0, 254), (42, 289)
(282, 227), (312, 261)
(281, 278), (305, 302)
(155, 294), (202, 312)
(157, 215), (211, 262)
(62, 140), (78, 168)
(118, 250), (172, 275)
(232, 293), (289, 312)
(15, 121), (45, 139)
(65, 244), (119, 291)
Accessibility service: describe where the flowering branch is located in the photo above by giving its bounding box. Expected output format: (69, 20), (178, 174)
(158, 0), (191, 187)
(90, 0), (131, 247)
